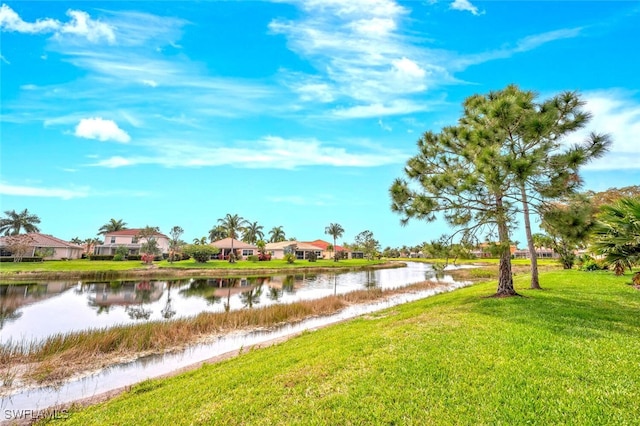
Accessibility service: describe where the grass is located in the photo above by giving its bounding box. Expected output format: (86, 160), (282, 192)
(0, 258), (391, 281)
(1, 280), (446, 386)
(43, 269), (640, 425)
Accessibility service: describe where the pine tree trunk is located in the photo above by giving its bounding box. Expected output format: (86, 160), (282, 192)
(520, 184), (541, 289)
(495, 196), (517, 296)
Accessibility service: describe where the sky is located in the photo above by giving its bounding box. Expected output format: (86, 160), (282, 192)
(1, 0), (639, 249)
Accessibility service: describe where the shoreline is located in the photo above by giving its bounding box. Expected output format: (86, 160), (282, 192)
(0, 261), (404, 282)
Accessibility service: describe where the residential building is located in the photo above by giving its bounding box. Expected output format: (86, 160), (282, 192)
(210, 238), (258, 260)
(0, 233), (84, 260)
(470, 243), (518, 259)
(513, 247), (559, 259)
(305, 239), (364, 259)
(93, 229), (170, 255)
(265, 240), (323, 260)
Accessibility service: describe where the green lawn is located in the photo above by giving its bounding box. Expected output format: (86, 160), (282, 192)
(0, 258), (387, 273)
(53, 269), (640, 425)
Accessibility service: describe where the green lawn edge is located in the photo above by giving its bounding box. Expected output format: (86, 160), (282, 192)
(52, 269), (640, 425)
(0, 258), (395, 282)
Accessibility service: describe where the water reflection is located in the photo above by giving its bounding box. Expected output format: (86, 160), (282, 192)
(0, 262), (462, 342)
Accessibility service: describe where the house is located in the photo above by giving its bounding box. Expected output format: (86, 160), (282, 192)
(210, 238), (258, 260)
(305, 239), (363, 259)
(265, 240), (323, 260)
(513, 247), (559, 259)
(0, 233), (84, 260)
(93, 229), (170, 255)
(470, 243), (517, 259)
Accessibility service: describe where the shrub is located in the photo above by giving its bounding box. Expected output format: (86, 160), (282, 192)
(307, 251), (317, 262)
(89, 255), (115, 261)
(258, 252), (271, 261)
(284, 253), (296, 264)
(0, 256), (43, 263)
(582, 259), (605, 271)
(113, 254), (124, 261)
(183, 244), (220, 263)
(248, 255), (259, 262)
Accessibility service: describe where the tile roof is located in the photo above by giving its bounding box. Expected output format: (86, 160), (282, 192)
(305, 239), (347, 251)
(0, 233), (83, 249)
(210, 238), (258, 250)
(265, 241), (324, 251)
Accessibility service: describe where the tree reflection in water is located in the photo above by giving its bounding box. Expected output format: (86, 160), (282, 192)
(239, 284), (263, 308)
(161, 282), (176, 319)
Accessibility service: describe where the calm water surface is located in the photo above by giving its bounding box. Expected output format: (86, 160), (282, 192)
(0, 262), (464, 343)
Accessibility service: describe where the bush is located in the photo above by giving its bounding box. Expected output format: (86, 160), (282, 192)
(307, 251), (317, 262)
(284, 253), (296, 264)
(581, 259), (605, 271)
(248, 255), (259, 262)
(113, 254), (124, 261)
(89, 255), (115, 261)
(258, 252), (271, 261)
(0, 256), (44, 263)
(183, 244), (220, 263)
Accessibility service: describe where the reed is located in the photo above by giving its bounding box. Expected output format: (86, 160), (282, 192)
(0, 280), (445, 386)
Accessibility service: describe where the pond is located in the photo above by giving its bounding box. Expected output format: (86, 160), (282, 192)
(0, 263), (473, 416)
(0, 262), (462, 343)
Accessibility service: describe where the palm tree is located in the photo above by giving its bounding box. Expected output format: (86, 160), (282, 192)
(70, 237), (83, 245)
(242, 221), (264, 244)
(217, 213), (248, 262)
(592, 197), (640, 275)
(193, 236), (208, 245)
(325, 223), (344, 262)
(268, 226), (286, 243)
(0, 209), (41, 235)
(98, 218), (127, 235)
(208, 225), (228, 242)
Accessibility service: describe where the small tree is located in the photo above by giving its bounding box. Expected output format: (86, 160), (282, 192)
(138, 226), (161, 264)
(168, 226), (185, 263)
(3, 234), (35, 262)
(354, 230), (380, 260)
(540, 194), (597, 269)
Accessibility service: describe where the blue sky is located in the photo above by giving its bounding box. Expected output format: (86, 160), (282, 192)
(1, 0), (639, 249)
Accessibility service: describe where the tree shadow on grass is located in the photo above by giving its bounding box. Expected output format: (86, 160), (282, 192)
(468, 286), (640, 340)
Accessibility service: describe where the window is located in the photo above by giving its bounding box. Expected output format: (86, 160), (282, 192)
(295, 251), (304, 259)
(242, 249), (253, 256)
(110, 237), (116, 244)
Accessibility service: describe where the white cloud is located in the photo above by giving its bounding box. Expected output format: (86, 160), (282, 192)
(332, 100), (428, 118)
(142, 79), (158, 87)
(74, 117), (131, 143)
(0, 4), (115, 43)
(450, 0), (482, 16)
(269, 0), (443, 113)
(0, 182), (90, 200)
(562, 90), (640, 171)
(378, 119), (392, 131)
(90, 136), (409, 169)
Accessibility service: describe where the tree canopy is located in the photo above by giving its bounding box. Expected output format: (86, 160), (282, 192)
(0, 209), (41, 235)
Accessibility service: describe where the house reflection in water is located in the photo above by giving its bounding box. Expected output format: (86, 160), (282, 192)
(86, 281), (165, 317)
(1, 281), (77, 329)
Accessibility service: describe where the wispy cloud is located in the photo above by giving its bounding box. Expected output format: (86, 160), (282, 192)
(562, 90), (640, 171)
(0, 182), (90, 200)
(90, 136), (409, 169)
(74, 117), (131, 143)
(450, 0), (482, 16)
(269, 0), (444, 115)
(0, 4), (115, 43)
